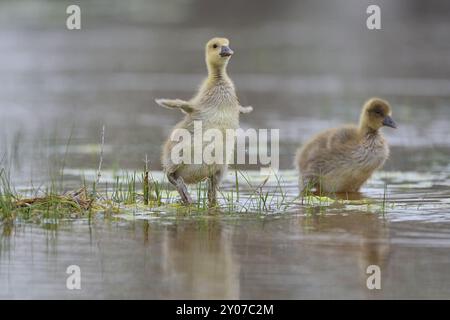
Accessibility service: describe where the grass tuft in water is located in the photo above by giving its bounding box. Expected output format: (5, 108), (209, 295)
(1, 167), (100, 223)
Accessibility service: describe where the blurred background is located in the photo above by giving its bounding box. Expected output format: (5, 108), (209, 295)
(1, 0), (450, 185)
(2, 0), (450, 300)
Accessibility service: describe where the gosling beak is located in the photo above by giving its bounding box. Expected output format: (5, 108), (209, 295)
(382, 116), (397, 128)
(219, 46), (234, 57)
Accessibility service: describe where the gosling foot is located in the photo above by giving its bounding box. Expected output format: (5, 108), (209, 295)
(168, 174), (193, 205)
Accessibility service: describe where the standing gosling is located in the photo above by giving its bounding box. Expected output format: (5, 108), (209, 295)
(296, 98), (397, 194)
(155, 37), (253, 206)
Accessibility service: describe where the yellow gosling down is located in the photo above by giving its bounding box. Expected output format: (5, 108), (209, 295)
(155, 37), (253, 206)
(296, 98), (397, 194)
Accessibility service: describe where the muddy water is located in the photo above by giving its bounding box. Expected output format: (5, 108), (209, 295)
(1, 0), (450, 299)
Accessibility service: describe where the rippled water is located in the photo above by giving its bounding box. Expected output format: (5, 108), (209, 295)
(1, 0), (450, 299)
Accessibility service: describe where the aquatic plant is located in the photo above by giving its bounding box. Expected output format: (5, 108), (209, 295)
(1, 124), (399, 226)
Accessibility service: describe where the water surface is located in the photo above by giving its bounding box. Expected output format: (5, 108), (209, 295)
(1, 0), (450, 299)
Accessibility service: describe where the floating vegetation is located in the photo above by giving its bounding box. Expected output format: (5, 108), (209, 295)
(1, 160), (402, 226)
(3, 140), (450, 228)
(0, 183), (94, 223)
(8, 168), (450, 228)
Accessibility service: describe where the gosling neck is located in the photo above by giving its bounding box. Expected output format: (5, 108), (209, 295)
(207, 61), (230, 84)
(358, 111), (378, 137)
(358, 123), (379, 138)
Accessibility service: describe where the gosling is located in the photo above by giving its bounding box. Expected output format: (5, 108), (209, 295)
(155, 37), (253, 206)
(296, 98), (397, 194)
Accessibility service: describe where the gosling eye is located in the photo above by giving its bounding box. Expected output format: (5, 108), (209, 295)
(370, 107), (383, 116)
(212, 44), (218, 49)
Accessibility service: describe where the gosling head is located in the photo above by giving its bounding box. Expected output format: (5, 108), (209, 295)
(360, 98), (397, 132)
(205, 37), (233, 73)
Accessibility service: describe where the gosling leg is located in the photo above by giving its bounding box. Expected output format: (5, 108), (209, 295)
(208, 174), (218, 207)
(208, 167), (225, 207)
(167, 173), (192, 205)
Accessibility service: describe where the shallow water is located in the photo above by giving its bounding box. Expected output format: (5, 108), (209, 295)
(2, 169), (450, 299)
(1, 0), (450, 299)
